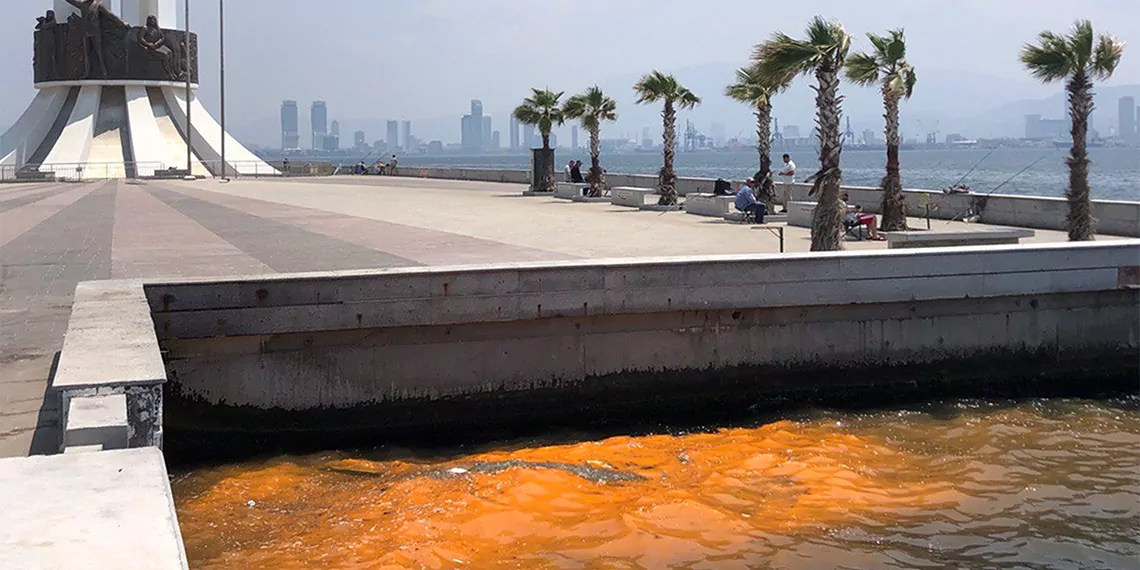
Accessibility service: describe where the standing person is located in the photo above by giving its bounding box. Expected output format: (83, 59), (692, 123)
(777, 153), (797, 212)
(389, 154), (399, 175)
(565, 160), (574, 182)
(281, 157), (291, 175)
(734, 178), (767, 223)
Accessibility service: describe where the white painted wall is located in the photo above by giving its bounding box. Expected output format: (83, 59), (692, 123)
(121, 0), (177, 28)
(124, 86), (179, 176)
(41, 85), (102, 176)
(161, 87), (279, 176)
(0, 87), (69, 168)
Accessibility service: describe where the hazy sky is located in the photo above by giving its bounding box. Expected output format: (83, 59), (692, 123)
(1, 0), (1137, 144)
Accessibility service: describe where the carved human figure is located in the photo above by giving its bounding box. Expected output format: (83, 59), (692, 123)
(64, 0), (126, 78)
(138, 15), (182, 80)
(35, 10), (59, 78)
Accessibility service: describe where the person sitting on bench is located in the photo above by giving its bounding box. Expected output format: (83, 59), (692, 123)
(839, 192), (884, 240)
(734, 178), (766, 223)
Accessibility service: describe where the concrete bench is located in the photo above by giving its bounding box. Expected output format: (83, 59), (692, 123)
(685, 194), (735, 217)
(555, 182), (589, 200)
(611, 187), (658, 208)
(723, 212), (788, 223)
(53, 281), (167, 452)
(883, 229), (1036, 249)
(787, 201), (816, 228)
(64, 394), (129, 452)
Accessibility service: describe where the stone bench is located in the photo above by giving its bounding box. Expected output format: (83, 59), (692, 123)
(787, 201), (817, 228)
(723, 212), (788, 223)
(53, 281), (167, 452)
(883, 229), (1036, 249)
(611, 187), (658, 208)
(64, 394), (129, 452)
(685, 194), (735, 217)
(555, 182), (589, 199)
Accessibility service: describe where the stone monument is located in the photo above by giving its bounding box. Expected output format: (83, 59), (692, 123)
(0, 0), (277, 180)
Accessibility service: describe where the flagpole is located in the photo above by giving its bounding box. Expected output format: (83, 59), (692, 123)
(219, 0), (227, 180)
(184, 0), (193, 179)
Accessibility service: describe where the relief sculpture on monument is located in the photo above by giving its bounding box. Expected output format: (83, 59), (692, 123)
(33, 2), (198, 84)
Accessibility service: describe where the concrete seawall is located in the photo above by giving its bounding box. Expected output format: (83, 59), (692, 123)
(397, 166), (1140, 237)
(122, 242), (1137, 452)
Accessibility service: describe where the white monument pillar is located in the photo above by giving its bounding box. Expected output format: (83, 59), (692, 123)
(1, 0), (278, 180)
(121, 0), (177, 28)
(53, 0), (79, 20)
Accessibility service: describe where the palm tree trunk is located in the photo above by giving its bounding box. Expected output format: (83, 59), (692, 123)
(659, 100), (678, 205)
(587, 125), (604, 197)
(810, 61), (846, 251)
(1066, 71), (1094, 241)
(880, 88), (908, 231)
(540, 130), (555, 192)
(755, 104), (776, 209)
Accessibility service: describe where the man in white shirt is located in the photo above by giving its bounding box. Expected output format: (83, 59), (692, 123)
(777, 154), (796, 213)
(565, 160), (574, 182)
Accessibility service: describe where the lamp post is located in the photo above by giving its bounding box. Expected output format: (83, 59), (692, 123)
(183, 0), (193, 180)
(219, 0), (227, 180)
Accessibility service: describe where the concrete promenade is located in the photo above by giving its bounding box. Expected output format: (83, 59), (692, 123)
(0, 176), (1129, 457)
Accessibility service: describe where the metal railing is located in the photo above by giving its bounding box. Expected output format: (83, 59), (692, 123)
(0, 160), (298, 182)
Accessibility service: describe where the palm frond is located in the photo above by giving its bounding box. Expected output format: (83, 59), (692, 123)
(902, 65), (917, 98)
(844, 52), (880, 86)
(885, 28), (906, 63)
(564, 86), (618, 128)
(1067, 20), (1095, 68)
(753, 33), (821, 81)
(1092, 34), (1125, 79)
(634, 70), (673, 104)
(1021, 32), (1073, 82)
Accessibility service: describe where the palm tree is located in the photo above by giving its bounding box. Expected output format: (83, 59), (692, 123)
(563, 86), (618, 197)
(1021, 21), (1124, 241)
(725, 64), (791, 210)
(754, 17), (852, 251)
(513, 88), (566, 193)
(846, 29), (917, 231)
(633, 71), (701, 206)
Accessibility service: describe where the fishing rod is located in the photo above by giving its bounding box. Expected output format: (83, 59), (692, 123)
(950, 148), (996, 188)
(981, 150), (1054, 198)
(946, 150), (1056, 223)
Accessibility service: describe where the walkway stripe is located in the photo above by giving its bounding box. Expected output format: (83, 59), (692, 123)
(0, 183), (101, 249)
(111, 182), (273, 279)
(159, 184), (576, 266)
(145, 185), (419, 273)
(0, 185), (78, 213)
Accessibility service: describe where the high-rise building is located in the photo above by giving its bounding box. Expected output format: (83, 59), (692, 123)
(641, 127), (653, 150)
(310, 101), (328, 150)
(862, 129), (877, 145)
(571, 126), (579, 150)
(354, 130), (366, 148)
(522, 124), (535, 150)
(491, 131), (501, 150)
(330, 120), (340, 137)
(387, 120), (399, 149)
(461, 100), (486, 152)
(784, 125), (801, 139)
(549, 133), (558, 149)
(509, 117), (520, 151)
(1119, 96), (1137, 141)
(401, 121), (412, 151)
(280, 100), (299, 150)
